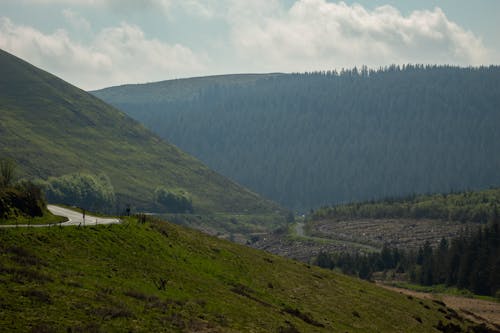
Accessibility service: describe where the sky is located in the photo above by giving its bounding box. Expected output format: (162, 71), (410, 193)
(1, 0), (499, 90)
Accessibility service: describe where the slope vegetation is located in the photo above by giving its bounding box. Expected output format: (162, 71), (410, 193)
(94, 66), (500, 210)
(0, 216), (482, 332)
(0, 49), (280, 218)
(312, 187), (500, 223)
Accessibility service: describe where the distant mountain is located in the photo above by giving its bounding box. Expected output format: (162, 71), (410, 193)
(94, 66), (500, 210)
(94, 73), (282, 104)
(0, 49), (281, 221)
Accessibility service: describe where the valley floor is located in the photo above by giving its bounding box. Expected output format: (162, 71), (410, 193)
(378, 283), (500, 331)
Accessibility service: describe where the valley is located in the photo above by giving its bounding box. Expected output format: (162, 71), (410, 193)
(252, 217), (479, 263)
(1, 46), (499, 332)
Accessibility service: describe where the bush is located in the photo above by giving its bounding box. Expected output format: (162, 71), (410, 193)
(0, 181), (46, 219)
(0, 158), (16, 188)
(154, 187), (193, 213)
(42, 173), (116, 212)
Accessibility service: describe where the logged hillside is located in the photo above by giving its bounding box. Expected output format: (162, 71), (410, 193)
(0, 216), (483, 332)
(0, 49), (281, 217)
(94, 66), (500, 210)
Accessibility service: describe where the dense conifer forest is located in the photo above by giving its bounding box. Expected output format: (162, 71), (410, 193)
(315, 219), (500, 297)
(96, 65), (500, 210)
(312, 188), (500, 297)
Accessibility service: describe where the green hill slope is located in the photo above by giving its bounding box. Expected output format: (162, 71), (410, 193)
(93, 67), (500, 210)
(0, 49), (280, 219)
(312, 187), (500, 223)
(0, 216), (480, 332)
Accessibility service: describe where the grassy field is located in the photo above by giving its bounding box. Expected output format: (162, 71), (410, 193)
(160, 212), (287, 242)
(379, 283), (500, 330)
(0, 210), (66, 226)
(383, 282), (500, 303)
(0, 216), (480, 332)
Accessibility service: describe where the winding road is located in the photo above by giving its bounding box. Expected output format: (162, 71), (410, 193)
(0, 205), (121, 228)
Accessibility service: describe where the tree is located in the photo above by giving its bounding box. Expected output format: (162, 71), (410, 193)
(43, 172), (116, 212)
(315, 252), (334, 269)
(154, 187), (193, 213)
(0, 158), (16, 188)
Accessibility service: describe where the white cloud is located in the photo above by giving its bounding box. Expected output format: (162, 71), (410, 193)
(0, 1), (493, 89)
(62, 9), (91, 31)
(16, 0), (174, 14)
(0, 17), (206, 89)
(227, 0), (490, 71)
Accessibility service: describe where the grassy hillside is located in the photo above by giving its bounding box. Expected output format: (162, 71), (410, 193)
(0, 185), (66, 225)
(93, 66), (500, 210)
(0, 216), (481, 332)
(0, 49), (281, 221)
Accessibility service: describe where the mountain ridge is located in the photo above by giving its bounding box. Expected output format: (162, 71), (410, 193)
(93, 66), (500, 210)
(0, 49), (282, 221)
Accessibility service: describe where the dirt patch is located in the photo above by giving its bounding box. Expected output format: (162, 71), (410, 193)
(378, 283), (500, 330)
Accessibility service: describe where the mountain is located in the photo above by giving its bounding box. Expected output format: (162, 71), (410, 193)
(93, 66), (500, 211)
(94, 73), (281, 105)
(0, 49), (281, 222)
(0, 215), (481, 332)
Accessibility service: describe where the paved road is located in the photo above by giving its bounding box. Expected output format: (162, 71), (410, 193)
(0, 205), (120, 228)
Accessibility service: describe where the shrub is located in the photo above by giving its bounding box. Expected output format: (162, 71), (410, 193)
(0, 158), (16, 188)
(42, 173), (115, 212)
(154, 187), (193, 213)
(0, 181), (46, 219)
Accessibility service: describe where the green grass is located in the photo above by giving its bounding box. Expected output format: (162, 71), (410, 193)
(0, 209), (66, 225)
(388, 282), (500, 303)
(161, 212), (286, 237)
(0, 49), (283, 225)
(0, 217), (481, 332)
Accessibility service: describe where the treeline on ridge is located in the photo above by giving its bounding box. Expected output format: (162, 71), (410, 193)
(98, 65), (500, 210)
(311, 188), (500, 224)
